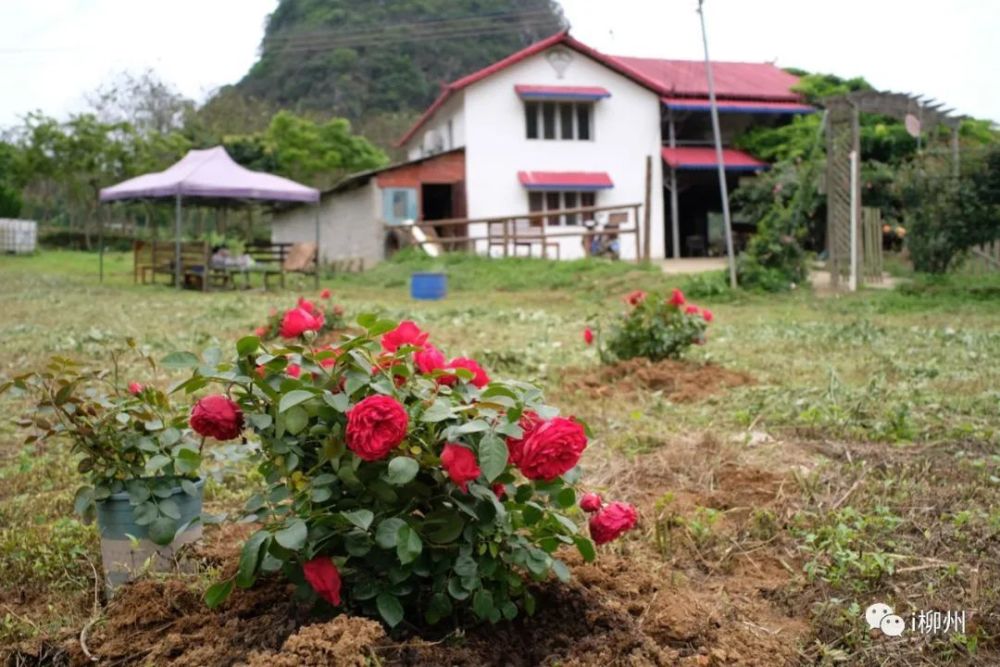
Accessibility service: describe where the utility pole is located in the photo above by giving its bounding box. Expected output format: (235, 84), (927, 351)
(697, 0), (737, 288)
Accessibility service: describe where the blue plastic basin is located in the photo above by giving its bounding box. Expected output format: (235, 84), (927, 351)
(411, 272), (447, 300)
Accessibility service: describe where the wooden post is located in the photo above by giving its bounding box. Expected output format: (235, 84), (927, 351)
(633, 205), (642, 262)
(643, 155), (652, 262)
(540, 219), (547, 260)
(502, 219), (510, 257)
(668, 112), (680, 259)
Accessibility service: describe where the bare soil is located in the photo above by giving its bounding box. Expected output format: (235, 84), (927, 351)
(561, 359), (754, 403)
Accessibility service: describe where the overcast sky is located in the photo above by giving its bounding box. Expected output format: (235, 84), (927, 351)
(1, 0), (996, 130)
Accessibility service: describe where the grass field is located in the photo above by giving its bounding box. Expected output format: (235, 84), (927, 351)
(2, 250), (999, 664)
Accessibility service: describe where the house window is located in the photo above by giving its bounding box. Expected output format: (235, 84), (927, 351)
(525, 102), (594, 141)
(527, 191), (597, 226)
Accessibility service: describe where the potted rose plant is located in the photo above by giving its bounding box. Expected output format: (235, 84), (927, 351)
(253, 289), (347, 342)
(0, 345), (214, 590)
(587, 288), (713, 362)
(174, 316), (636, 627)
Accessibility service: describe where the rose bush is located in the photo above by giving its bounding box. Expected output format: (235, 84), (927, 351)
(255, 291), (347, 341)
(175, 315), (636, 627)
(0, 343), (209, 545)
(593, 288), (712, 362)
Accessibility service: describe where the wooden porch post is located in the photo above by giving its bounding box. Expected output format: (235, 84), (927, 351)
(668, 112), (681, 259)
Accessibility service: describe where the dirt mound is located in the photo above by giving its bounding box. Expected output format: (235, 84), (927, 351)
(563, 359), (753, 402)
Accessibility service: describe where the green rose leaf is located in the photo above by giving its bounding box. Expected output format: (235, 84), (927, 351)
(472, 589), (494, 620)
(283, 406), (309, 435)
(386, 457), (419, 486)
(477, 434), (508, 483)
(237, 530), (270, 588)
(574, 536), (597, 563)
(279, 389), (316, 414)
(148, 516), (179, 546)
(551, 559), (571, 583)
(342, 509), (374, 531)
(375, 518), (407, 549)
(396, 525), (423, 565)
(420, 399), (454, 423)
(159, 498), (182, 520)
(181, 479), (199, 497)
(133, 501), (158, 526)
(236, 336), (260, 357)
(423, 509), (465, 544)
(376, 592), (404, 628)
(145, 454), (171, 474)
(453, 554), (478, 578)
(160, 351), (200, 369)
(204, 579), (234, 609)
(555, 487), (576, 509)
(72, 486), (94, 517)
(274, 519), (308, 550)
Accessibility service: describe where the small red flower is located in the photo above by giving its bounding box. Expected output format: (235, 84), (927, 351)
(280, 307), (324, 339)
(625, 290), (647, 306)
(319, 288), (332, 299)
(302, 556), (342, 606)
(127, 382), (144, 395)
(492, 483), (507, 499)
(255, 365), (267, 378)
(668, 288), (685, 307)
(190, 395), (244, 441)
(580, 492), (603, 513)
(315, 345), (342, 369)
(447, 357), (490, 388)
(702, 308), (714, 323)
(684, 304), (700, 315)
(415, 345), (447, 375)
(440, 443), (481, 492)
(381, 321), (429, 353)
(297, 296), (317, 314)
(589, 501), (638, 545)
(583, 327), (594, 345)
(286, 363), (301, 379)
(254, 326), (269, 337)
(345, 395), (409, 461)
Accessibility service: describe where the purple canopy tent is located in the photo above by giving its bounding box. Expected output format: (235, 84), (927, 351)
(98, 146), (320, 289)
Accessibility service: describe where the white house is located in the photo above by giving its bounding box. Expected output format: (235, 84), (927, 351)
(272, 30), (812, 264)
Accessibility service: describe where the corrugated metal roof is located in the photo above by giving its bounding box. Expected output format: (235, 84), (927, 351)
(661, 147), (768, 171)
(618, 58), (802, 102)
(518, 170), (614, 190)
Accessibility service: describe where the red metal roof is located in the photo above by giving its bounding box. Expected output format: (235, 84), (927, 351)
(616, 58), (802, 102)
(661, 147), (767, 171)
(518, 170), (614, 190)
(397, 31), (804, 146)
(515, 84), (611, 100)
(662, 97), (813, 114)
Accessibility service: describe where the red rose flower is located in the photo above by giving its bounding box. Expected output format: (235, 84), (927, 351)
(255, 365), (267, 379)
(302, 556), (341, 606)
(580, 492), (603, 513)
(345, 395), (409, 461)
(583, 327), (594, 345)
(254, 326), (269, 337)
(190, 395), (244, 441)
(492, 483), (507, 499)
(381, 321), (429, 353)
(280, 307), (324, 339)
(127, 382), (144, 395)
(505, 410), (542, 468)
(297, 296), (317, 314)
(286, 363), (301, 379)
(517, 417), (587, 481)
(316, 345), (342, 369)
(415, 345), (447, 375)
(684, 304), (700, 315)
(319, 288), (332, 299)
(447, 357), (490, 388)
(440, 443), (481, 492)
(668, 288), (686, 307)
(625, 290), (647, 306)
(589, 501), (638, 545)
(702, 308), (714, 323)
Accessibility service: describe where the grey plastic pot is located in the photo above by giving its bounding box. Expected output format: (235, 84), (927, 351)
(95, 477), (204, 592)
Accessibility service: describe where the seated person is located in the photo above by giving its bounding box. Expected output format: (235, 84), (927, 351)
(211, 245), (255, 270)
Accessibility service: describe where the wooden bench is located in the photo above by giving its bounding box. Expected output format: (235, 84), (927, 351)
(134, 240), (213, 288)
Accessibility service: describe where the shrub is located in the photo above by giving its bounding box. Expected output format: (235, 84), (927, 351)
(253, 290), (347, 341)
(176, 318), (636, 628)
(0, 344), (206, 545)
(594, 289), (711, 362)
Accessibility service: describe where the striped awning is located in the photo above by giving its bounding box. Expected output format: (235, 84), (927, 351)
(662, 97), (814, 114)
(515, 85), (611, 101)
(517, 171), (614, 190)
(661, 147), (768, 172)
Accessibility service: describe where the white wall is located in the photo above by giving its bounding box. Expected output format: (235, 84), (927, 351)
(406, 93), (466, 161)
(462, 47), (664, 260)
(271, 181), (383, 268)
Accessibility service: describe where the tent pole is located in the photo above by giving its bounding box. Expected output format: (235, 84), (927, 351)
(314, 201), (321, 289)
(175, 193), (182, 289)
(99, 206), (105, 283)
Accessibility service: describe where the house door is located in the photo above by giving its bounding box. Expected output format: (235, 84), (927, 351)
(422, 183), (466, 251)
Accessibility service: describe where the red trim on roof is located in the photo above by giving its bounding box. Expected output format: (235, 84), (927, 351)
(661, 147), (767, 171)
(662, 97), (813, 114)
(515, 84), (611, 100)
(518, 170), (614, 190)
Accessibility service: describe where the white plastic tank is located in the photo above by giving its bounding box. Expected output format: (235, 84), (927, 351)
(0, 219), (37, 254)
